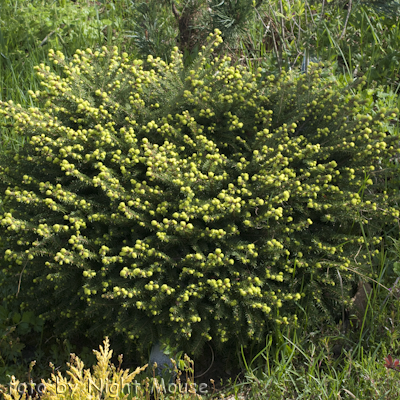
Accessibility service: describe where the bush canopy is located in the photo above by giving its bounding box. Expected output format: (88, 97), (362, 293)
(0, 30), (399, 355)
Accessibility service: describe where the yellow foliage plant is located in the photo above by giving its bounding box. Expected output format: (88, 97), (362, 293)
(3, 338), (203, 400)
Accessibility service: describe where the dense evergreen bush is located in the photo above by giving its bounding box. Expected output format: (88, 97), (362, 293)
(0, 30), (398, 355)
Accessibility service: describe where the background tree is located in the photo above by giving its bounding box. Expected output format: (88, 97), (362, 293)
(130, 0), (264, 65)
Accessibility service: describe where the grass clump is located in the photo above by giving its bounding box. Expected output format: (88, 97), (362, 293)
(238, 339), (400, 399)
(0, 30), (399, 359)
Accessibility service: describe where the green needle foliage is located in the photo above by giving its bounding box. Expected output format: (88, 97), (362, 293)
(0, 30), (399, 356)
(361, 0), (400, 17)
(129, 0), (263, 65)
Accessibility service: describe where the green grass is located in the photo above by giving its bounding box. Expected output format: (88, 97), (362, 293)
(0, 0), (400, 398)
(0, 0), (140, 149)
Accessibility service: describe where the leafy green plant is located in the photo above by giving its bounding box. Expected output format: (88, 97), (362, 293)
(239, 0), (400, 90)
(0, 303), (44, 384)
(0, 30), (399, 359)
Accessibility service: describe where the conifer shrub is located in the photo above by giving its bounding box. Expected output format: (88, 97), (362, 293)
(0, 30), (399, 355)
